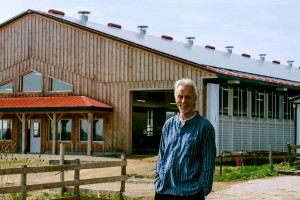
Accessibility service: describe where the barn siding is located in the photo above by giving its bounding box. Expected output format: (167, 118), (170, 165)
(0, 13), (216, 153)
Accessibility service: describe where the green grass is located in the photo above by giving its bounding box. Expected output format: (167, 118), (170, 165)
(214, 161), (293, 182)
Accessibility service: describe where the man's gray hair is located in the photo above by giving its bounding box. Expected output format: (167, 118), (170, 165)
(174, 78), (197, 96)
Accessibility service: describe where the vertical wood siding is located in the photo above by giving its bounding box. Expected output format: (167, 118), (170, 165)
(0, 14), (216, 153)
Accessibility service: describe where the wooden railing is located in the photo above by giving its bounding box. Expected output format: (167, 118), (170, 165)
(287, 144), (300, 167)
(0, 155), (127, 200)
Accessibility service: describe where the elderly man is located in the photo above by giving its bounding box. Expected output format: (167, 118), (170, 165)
(154, 78), (216, 200)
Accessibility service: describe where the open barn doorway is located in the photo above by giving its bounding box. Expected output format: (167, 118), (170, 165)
(132, 90), (178, 154)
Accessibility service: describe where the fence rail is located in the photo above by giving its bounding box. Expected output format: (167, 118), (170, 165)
(0, 155), (127, 200)
(287, 144), (300, 167)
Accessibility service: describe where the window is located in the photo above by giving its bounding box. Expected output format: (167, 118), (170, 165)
(49, 119), (72, 141)
(0, 120), (12, 140)
(20, 71), (42, 92)
(146, 110), (153, 136)
(268, 92), (279, 119)
(0, 82), (13, 93)
(241, 89), (248, 116)
(79, 119), (103, 141)
(219, 85), (295, 120)
(219, 87), (228, 115)
(49, 78), (73, 92)
(283, 94), (294, 120)
(251, 90), (265, 118)
(220, 87), (248, 116)
(33, 122), (40, 137)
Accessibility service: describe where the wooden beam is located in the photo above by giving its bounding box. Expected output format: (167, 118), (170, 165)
(57, 113), (64, 122)
(16, 114), (22, 121)
(26, 114), (33, 121)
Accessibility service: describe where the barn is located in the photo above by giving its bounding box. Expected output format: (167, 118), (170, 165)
(0, 9), (299, 155)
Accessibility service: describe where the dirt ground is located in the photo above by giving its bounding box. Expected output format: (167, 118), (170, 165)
(3, 154), (300, 200)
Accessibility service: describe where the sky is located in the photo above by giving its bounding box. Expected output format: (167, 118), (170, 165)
(1, 0), (300, 68)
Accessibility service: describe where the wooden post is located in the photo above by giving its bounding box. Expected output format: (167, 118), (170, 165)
(287, 143), (293, 167)
(52, 114), (57, 155)
(87, 113), (94, 156)
(21, 114), (26, 154)
(21, 165), (27, 200)
(220, 151), (223, 176)
(241, 150), (244, 167)
(74, 159), (80, 197)
(120, 154), (126, 199)
(60, 143), (65, 196)
(269, 144), (273, 172)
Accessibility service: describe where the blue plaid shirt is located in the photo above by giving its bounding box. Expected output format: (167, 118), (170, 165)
(154, 112), (216, 196)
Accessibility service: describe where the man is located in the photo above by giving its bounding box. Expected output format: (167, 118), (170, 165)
(154, 78), (216, 200)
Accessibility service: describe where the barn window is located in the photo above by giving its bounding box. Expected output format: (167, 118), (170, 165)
(49, 78), (73, 92)
(0, 119), (12, 140)
(219, 87), (228, 115)
(79, 119), (103, 141)
(232, 88), (248, 116)
(283, 94), (294, 119)
(251, 90), (265, 118)
(20, 71), (42, 92)
(49, 119), (72, 141)
(268, 92), (279, 119)
(0, 82), (13, 93)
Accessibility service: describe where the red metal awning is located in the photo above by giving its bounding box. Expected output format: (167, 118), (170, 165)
(0, 96), (113, 112)
(207, 66), (300, 88)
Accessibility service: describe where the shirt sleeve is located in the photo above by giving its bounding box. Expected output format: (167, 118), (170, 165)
(199, 122), (216, 196)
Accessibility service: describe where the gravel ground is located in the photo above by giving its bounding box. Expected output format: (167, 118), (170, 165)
(207, 176), (300, 200)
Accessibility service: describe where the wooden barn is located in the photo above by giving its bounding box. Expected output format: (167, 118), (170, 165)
(0, 9), (300, 155)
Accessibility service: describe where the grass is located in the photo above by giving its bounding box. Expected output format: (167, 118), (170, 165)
(214, 161), (294, 182)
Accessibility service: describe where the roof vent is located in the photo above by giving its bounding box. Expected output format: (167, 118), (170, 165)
(241, 53), (251, 58)
(259, 54), (267, 61)
(161, 35), (173, 40)
(48, 9), (65, 16)
(186, 37), (195, 46)
(205, 45), (215, 50)
(77, 11), (90, 22)
(225, 46), (234, 54)
(107, 23), (122, 29)
(137, 25), (148, 34)
(272, 60), (280, 64)
(287, 60), (294, 67)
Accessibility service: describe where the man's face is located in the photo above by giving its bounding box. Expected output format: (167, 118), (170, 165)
(175, 85), (197, 116)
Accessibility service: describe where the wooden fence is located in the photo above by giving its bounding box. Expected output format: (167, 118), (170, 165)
(219, 144), (276, 176)
(287, 144), (300, 167)
(0, 155), (127, 200)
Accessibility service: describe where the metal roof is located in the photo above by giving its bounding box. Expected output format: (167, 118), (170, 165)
(2, 9), (300, 87)
(0, 96), (113, 112)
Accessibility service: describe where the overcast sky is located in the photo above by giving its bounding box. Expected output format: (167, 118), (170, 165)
(1, 0), (300, 68)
